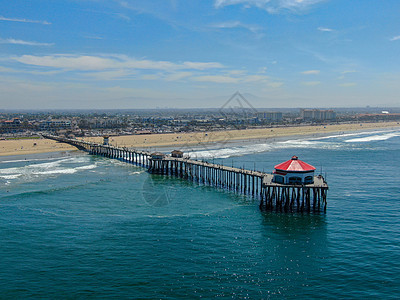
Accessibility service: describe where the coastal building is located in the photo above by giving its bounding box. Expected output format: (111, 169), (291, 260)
(272, 156), (316, 185)
(300, 109), (336, 121)
(39, 119), (72, 131)
(0, 118), (23, 133)
(256, 112), (283, 122)
(103, 136), (109, 145)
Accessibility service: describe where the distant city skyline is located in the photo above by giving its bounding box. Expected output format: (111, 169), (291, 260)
(1, 0), (400, 109)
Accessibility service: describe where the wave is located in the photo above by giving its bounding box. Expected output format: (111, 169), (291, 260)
(187, 138), (343, 159)
(32, 168), (81, 175)
(0, 174), (22, 180)
(186, 128), (400, 159)
(0, 155), (97, 184)
(313, 129), (397, 141)
(345, 132), (400, 143)
(130, 171), (144, 175)
(0, 156), (72, 164)
(75, 164), (97, 170)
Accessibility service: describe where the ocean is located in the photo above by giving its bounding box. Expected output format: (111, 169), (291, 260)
(1, 128), (399, 298)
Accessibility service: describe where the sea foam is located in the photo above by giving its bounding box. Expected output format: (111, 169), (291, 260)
(345, 132), (400, 143)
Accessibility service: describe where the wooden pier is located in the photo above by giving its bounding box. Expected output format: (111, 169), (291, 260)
(44, 135), (328, 212)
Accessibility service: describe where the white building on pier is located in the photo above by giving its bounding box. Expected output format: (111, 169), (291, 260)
(272, 156), (316, 185)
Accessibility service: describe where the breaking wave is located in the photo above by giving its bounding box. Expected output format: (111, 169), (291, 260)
(186, 139), (343, 159)
(345, 131), (400, 143)
(184, 128), (400, 159)
(0, 155), (97, 185)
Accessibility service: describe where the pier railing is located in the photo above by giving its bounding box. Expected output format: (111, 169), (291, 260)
(43, 134), (328, 212)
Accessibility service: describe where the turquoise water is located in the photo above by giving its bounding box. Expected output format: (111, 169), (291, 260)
(1, 129), (400, 298)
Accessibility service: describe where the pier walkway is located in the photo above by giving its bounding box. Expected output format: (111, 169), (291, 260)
(43, 135), (328, 212)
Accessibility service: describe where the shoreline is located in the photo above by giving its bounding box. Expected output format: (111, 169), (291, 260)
(84, 121), (400, 149)
(1, 121), (400, 157)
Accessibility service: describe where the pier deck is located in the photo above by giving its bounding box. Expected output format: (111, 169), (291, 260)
(43, 134), (328, 212)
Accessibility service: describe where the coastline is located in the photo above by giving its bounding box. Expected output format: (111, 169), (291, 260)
(84, 121), (400, 148)
(1, 121), (400, 156)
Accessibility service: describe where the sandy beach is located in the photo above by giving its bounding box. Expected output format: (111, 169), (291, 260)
(0, 138), (77, 157)
(84, 122), (400, 148)
(1, 121), (400, 156)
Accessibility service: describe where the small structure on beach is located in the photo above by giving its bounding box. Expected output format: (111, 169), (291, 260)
(272, 156), (316, 185)
(103, 136), (109, 146)
(171, 150), (183, 158)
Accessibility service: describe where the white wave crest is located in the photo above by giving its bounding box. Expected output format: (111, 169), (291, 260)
(32, 168), (78, 175)
(0, 156), (96, 183)
(313, 129), (396, 140)
(187, 143), (274, 159)
(186, 138), (344, 159)
(0, 174), (22, 179)
(75, 164), (97, 170)
(345, 132), (400, 143)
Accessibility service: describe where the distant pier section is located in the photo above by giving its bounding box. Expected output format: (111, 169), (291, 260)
(43, 135), (329, 212)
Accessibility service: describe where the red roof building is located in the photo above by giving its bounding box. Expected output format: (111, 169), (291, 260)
(274, 156), (316, 172)
(273, 156), (316, 185)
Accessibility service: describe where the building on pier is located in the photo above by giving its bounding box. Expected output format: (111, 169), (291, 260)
(151, 152), (165, 160)
(103, 136), (109, 145)
(272, 156), (316, 185)
(171, 150), (184, 158)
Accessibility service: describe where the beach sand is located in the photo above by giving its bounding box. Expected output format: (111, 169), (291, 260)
(0, 138), (77, 156)
(84, 122), (400, 149)
(1, 121), (399, 156)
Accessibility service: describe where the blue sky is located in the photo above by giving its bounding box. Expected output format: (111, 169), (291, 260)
(1, 0), (400, 109)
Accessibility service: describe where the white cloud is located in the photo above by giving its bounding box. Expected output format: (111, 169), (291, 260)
(11, 54), (224, 71)
(229, 70), (247, 75)
(83, 69), (136, 80)
(210, 21), (261, 33)
(0, 66), (60, 76)
(302, 81), (321, 86)
(338, 70), (357, 80)
(0, 15), (51, 25)
(0, 38), (53, 46)
(390, 35), (400, 41)
(214, 0), (326, 13)
(341, 70), (357, 74)
(301, 70), (320, 75)
(192, 73), (271, 84)
(141, 74), (161, 80)
(318, 27), (334, 32)
(182, 61), (224, 70)
(164, 72), (192, 81)
(192, 75), (240, 83)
